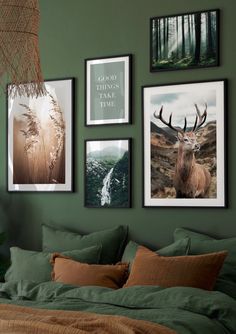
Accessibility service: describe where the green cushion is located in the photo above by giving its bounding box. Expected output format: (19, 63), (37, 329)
(42, 225), (128, 264)
(121, 241), (138, 266)
(121, 238), (190, 270)
(174, 228), (213, 241)
(174, 228), (236, 298)
(5, 245), (101, 283)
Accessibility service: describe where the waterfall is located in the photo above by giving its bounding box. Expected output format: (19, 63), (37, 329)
(101, 168), (114, 206)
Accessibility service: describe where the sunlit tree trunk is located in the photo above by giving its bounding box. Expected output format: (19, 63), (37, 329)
(153, 20), (157, 61)
(176, 16), (179, 58)
(206, 12), (214, 58)
(212, 12), (216, 50)
(194, 12), (201, 64)
(191, 14), (195, 51)
(158, 19), (162, 59)
(188, 15), (191, 55)
(182, 15), (185, 58)
(166, 17), (169, 58)
(163, 18), (166, 59)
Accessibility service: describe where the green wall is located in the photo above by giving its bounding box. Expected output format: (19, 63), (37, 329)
(0, 0), (236, 252)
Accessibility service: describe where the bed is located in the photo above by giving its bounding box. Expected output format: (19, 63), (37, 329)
(0, 225), (235, 334)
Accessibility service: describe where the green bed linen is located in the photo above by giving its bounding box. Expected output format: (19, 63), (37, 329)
(0, 281), (235, 334)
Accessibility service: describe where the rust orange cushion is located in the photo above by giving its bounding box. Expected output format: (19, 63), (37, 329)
(124, 246), (228, 290)
(51, 253), (128, 289)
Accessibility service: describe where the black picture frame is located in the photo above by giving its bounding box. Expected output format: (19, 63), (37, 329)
(142, 79), (227, 208)
(84, 138), (132, 208)
(150, 9), (220, 72)
(85, 54), (132, 126)
(7, 78), (75, 192)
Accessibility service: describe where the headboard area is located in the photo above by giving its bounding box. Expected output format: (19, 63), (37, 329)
(0, 0), (235, 254)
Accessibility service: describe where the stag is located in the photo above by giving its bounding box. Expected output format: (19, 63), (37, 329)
(154, 104), (211, 198)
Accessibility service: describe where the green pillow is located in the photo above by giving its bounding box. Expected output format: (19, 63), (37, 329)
(174, 228), (236, 298)
(5, 245), (101, 283)
(174, 228), (213, 241)
(121, 238), (190, 270)
(42, 225), (128, 264)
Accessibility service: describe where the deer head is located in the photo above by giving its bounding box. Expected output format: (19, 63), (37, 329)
(154, 104), (207, 153)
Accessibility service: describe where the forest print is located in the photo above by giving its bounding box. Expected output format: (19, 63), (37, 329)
(151, 10), (218, 71)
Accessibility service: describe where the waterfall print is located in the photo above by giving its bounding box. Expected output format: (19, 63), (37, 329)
(85, 139), (131, 208)
(101, 168), (114, 206)
(151, 9), (219, 71)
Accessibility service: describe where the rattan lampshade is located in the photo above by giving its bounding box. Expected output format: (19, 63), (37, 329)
(0, 0), (46, 97)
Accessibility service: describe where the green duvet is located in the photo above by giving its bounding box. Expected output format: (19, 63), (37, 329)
(0, 281), (236, 334)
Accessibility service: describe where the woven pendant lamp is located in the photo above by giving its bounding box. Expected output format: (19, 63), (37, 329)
(0, 0), (46, 97)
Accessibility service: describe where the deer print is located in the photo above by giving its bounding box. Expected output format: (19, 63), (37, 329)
(154, 104), (211, 198)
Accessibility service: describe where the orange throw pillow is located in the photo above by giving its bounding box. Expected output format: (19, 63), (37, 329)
(124, 246), (228, 290)
(51, 253), (128, 289)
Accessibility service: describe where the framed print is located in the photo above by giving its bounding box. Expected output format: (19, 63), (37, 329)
(143, 80), (226, 207)
(85, 138), (131, 208)
(150, 9), (219, 72)
(8, 78), (74, 192)
(85, 55), (132, 126)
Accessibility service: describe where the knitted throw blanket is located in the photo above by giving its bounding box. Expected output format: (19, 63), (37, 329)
(0, 304), (176, 334)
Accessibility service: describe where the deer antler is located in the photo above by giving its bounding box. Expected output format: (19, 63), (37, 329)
(154, 106), (187, 133)
(192, 103), (207, 132)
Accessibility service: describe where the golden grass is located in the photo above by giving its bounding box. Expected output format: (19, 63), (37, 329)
(13, 95), (66, 184)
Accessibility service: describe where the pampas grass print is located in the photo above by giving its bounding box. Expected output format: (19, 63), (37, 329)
(48, 93), (65, 183)
(19, 104), (40, 154)
(13, 95), (66, 184)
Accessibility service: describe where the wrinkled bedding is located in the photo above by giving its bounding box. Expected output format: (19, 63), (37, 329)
(0, 281), (236, 334)
(0, 304), (176, 334)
